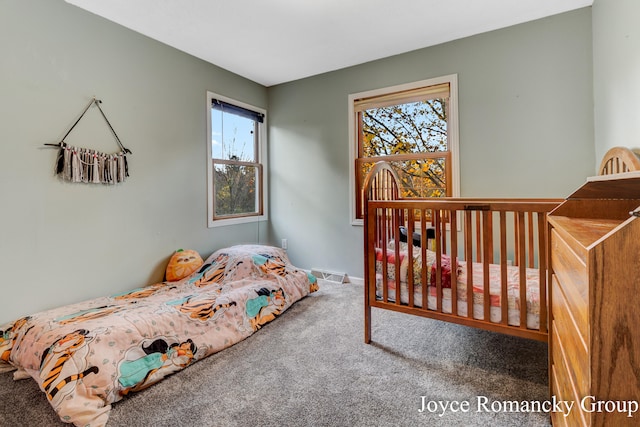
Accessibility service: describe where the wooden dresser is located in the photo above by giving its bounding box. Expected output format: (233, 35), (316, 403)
(548, 172), (640, 426)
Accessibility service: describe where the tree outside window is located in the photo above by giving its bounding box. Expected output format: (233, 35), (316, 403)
(353, 78), (458, 221)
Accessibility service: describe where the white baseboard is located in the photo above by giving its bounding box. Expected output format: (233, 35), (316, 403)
(346, 276), (363, 286)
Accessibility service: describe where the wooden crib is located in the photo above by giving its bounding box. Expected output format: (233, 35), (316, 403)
(362, 163), (562, 342)
(363, 147), (640, 344)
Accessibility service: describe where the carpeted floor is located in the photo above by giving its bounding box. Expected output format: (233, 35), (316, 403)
(0, 280), (551, 426)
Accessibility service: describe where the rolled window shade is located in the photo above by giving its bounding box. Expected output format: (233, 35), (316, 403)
(212, 99), (264, 123)
(354, 83), (449, 112)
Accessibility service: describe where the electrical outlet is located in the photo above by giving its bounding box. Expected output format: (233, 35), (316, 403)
(281, 238), (287, 249)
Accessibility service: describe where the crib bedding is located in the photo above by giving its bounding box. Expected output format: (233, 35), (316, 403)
(0, 244), (318, 427)
(375, 248), (541, 329)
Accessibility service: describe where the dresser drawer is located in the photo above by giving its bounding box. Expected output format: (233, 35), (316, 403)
(549, 220), (589, 263)
(551, 319), (590, 427)
(551, 278), (589, 397)
(550, 362), (589, 427)
(550, 229), (588, 341)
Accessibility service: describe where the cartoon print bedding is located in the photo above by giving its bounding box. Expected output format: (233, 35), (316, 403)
(0, 245), (318, 427)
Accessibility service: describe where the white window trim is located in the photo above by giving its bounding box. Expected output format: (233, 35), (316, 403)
(348, 74), (460, 226)
(206, 91), (268, 228)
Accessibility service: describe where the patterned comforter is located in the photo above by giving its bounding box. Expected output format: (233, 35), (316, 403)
(0, 245), (318, 426)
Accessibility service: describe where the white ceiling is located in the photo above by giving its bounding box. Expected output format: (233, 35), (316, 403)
(65, 0), (593, 87)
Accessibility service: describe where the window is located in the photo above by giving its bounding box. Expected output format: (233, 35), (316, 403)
(349, 75), (459, 224)
(206, 92), (267, 227)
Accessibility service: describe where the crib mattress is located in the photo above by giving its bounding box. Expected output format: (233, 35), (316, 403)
(375, 260), (541, 330)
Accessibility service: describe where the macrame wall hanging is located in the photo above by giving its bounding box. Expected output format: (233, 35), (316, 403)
(44, 98), (132, 184)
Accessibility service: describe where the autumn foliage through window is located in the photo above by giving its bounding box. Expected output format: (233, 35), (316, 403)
(355, 82), (452, 219)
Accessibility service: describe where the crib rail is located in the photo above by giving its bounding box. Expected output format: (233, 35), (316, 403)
(362, 162), (561, 342)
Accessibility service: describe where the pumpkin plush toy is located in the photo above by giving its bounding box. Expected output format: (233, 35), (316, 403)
(165, 249), (204, 282)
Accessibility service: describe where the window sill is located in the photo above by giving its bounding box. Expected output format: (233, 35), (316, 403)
(208, 214), (268, 228)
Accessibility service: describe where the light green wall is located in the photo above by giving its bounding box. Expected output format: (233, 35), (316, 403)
(267, 8), (594, 279)
(592, 0), (640, 165)
(0, 0), (268, 324)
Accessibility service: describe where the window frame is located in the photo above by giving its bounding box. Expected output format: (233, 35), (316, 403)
(348, 74), (460, 226)
(206, 91), (268, 228)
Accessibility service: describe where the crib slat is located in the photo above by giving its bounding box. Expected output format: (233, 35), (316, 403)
(407, 209), (415, 308)
(528, 212), (534, 268)
(440, 211), (447, 254)
(513, 213), (519, 266)
(465, 211), (474, 319)
(517, 212), (527, 329)
(450, 210), (458, 318)
(393, 209), (402, 307)
(434, 209), (443, 313)
(475, 212), (482, 262)
(381, 208), (389, 303)
(500, 211), (508, 325)
(486, 212), (494, 264)
(421, 210), (428, 310)
(482, 210), (491, 323)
